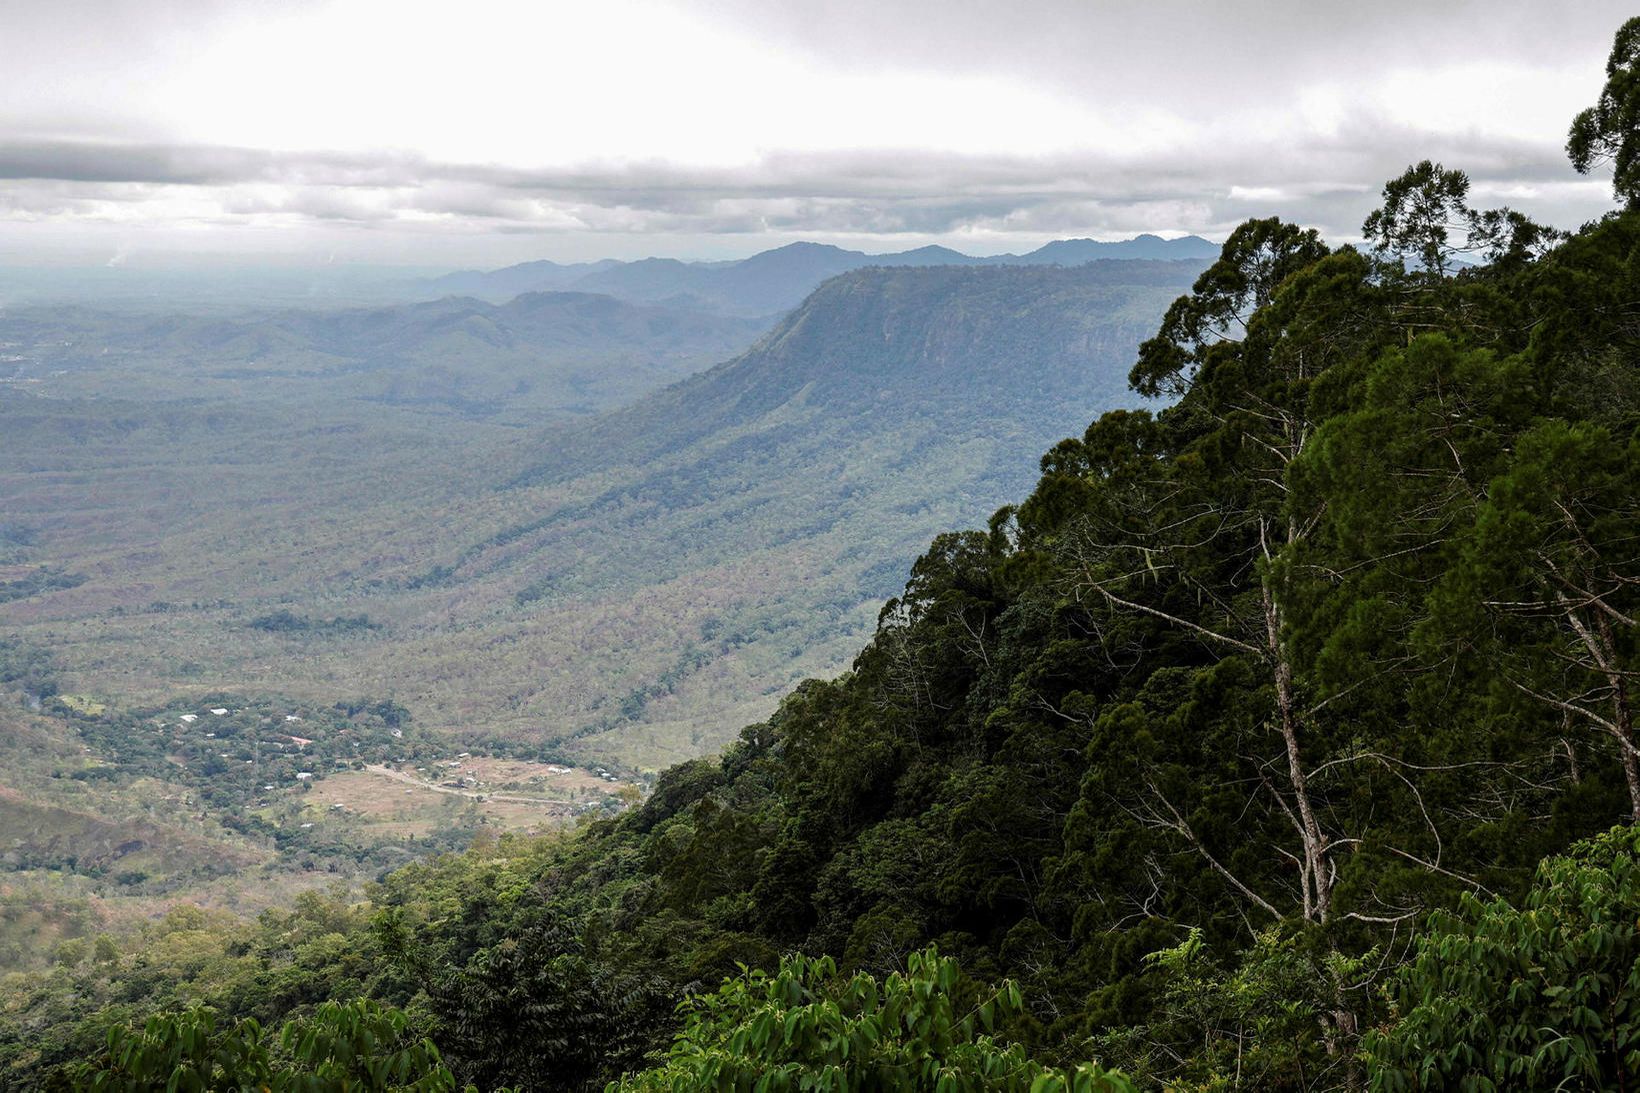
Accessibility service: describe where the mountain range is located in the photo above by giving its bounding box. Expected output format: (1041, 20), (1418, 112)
(422, 234), (1220, 315)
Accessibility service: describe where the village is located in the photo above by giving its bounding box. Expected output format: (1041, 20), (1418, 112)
(152, 699), (640, 840)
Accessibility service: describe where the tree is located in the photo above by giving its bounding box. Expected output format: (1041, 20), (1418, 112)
(1569, 17), (1640, 208)
(608, 948), (1135, 1093)
(1363, 161), (1476, 277)
(53, 939), (88, 969)
(427, 918), (671, 1091)
(1443, 422), (1640, 818)
(1058, 225), (1382, 935)
(56, 1000), (456, 1092)
(1367, 825), (1640, 1091)
(1098, 927), (1380, 1091)
(1363, 162), (1563, 277)
(1130, 217), (1328, 397)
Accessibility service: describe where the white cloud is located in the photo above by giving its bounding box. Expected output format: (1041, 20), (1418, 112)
(140, 0), (1188, 165)
(0, 0), (1631, 264)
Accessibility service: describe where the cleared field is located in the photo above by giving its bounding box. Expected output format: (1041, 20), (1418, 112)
(295, 758), (634, 837)
(403, 756), (628, 796)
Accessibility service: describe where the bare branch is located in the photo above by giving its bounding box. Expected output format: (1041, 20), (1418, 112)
(1144, 781), (1283, 920)
(1091, 585), (1263, 657)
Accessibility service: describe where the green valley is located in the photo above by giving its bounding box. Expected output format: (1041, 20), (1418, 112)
(0, 261), (1195, 772)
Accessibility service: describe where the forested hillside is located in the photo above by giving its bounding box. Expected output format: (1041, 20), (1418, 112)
(8, 17), (1640, 1092)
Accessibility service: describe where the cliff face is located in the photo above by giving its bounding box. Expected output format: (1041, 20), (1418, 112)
(513, 259), (1200, 485)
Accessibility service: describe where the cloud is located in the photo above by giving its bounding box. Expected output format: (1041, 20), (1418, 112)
(0, 0), (1630, 263)
(0, 142), (424, 187)
(0, 112), (1611, 251)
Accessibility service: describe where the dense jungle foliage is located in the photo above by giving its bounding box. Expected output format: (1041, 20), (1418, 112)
(9, 17), (1640, 1091)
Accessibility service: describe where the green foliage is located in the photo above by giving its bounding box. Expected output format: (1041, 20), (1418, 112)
(1363, 161), (1563, 274)
(1130, 216), (1327, 397)
(1367, 826), (1640, 1091)
(1569, 17), (1640, 207)
(0, 635), (59, 697)
(426, 917), (672, 1091)
(1362, 161), (1475, 275)
(60, 999), (455, 1092)
(610, 948), (1134, 1093)
(1096, 927), (1382, 1091)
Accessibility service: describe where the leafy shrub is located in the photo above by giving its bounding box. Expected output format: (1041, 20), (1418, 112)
(1367, 826), (1640, 1091)
(57, 999), (455, 1092)
(609, 947), (1135, 1092)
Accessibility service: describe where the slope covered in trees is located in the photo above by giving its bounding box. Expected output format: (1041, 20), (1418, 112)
(9, 18), (1640, 1091)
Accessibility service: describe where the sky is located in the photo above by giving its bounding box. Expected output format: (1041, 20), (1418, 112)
(0, 0), (1631, 270)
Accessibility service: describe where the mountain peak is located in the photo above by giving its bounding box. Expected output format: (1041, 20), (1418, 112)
(1014, 235), (1220, 266)
(737, 242), (860, 269)
(881, 245), (973, 265)
(760, 241), (853, 255)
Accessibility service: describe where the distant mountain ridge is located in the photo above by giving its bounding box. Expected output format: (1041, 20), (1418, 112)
(0, 291), (767, 421)
(511, 258), (1202, 486)
(424, 234), (1220, 315)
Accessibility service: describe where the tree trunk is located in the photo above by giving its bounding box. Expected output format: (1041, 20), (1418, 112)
(1566, 603), (1640, 820)
(1613, 674), (1640, 821)
(1263, 574), (1330, 922)
(1601, 611), (1640, 822)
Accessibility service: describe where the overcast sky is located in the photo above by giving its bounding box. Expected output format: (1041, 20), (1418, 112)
(0, 0), (1631, 269)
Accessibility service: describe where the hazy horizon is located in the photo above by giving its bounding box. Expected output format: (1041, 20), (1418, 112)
(0, 229), (1215, 276)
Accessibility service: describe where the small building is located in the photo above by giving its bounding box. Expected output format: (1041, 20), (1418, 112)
(295, 772), (313, 781)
